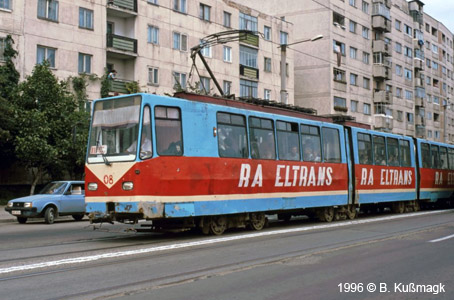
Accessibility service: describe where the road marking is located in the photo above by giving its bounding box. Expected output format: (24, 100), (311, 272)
(428, 233), (454, 243)
(0, 210), (450, 275)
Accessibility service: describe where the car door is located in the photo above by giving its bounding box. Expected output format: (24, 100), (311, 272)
(60, 183), (85, 213)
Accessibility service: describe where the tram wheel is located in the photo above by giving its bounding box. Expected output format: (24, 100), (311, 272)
(346, 205), (357, 220)
(391, 201), (405, 214)
(208, 216), (227, 235)
(319, 207), (334, 222)
(248, 213), (266, 231)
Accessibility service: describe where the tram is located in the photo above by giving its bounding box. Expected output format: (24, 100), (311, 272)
(85, 93), (454, 234)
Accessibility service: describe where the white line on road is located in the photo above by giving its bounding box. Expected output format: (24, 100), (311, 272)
(0, 210), (451, 275)
(428, 233), (454, 243)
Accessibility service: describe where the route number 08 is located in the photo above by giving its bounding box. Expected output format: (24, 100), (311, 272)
(104, 175), (114, 185)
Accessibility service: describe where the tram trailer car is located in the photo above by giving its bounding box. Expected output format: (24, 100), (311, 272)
(85, 93), (454, 235)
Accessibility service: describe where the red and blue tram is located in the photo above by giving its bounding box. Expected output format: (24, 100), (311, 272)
(84, 93), (454, 234)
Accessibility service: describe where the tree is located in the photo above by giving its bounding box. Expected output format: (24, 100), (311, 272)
(0, 35), (20, 169)
(14, 62), (88, 194)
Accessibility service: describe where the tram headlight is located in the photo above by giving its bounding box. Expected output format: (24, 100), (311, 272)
(88, 183), (98, 191)
(122, 182), (134, 191)
(24, 202), (33, 208)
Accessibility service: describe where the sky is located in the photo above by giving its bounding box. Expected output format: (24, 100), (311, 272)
(423, 0), (454, 33)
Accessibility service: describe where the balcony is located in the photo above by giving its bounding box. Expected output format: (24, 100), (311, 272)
(107, 34), (138, 57)
(374, 115), (393, 131)
(239, 32), (259, 47)
(240, 65), (259, 79)
(410, 10), (423, 25)
(373, 0), (392, 8)
(373, 90), (393, 104)
(373, 64), (392, 80)
(107, 0), (137, 17)
(415, 115), (425, 126)
(372, 40), (392, 56)
(415, 96), (425, 107)
(109, 79), (130, 94)
(372, 16), (391, 32)
(415, 126), (426, 138)
(415, 78), (424, 88)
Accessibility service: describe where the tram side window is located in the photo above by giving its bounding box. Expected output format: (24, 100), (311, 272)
(421, 143), (431, 168)
(155, 106), (183, 156)
(277, 121), (300, 161)
(448, 148), (454, 170)
(322, 127), (341, 163)
(139, 106), (152, 159)
(399, 140), (411, 167)
(249, 117), (276, 160)
(440, 146), (448, 169)
(387, 138), (399, 166)
(217, 112), (248, 158)
(301, 125), (321, 162)
(357, 133), (372, 164)
(431, 145), (440, 169)
(373, 136), (386, 166)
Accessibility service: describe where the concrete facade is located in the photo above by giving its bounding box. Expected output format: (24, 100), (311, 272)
(0, 0), (293, 104)
(247, 0), (454, 142)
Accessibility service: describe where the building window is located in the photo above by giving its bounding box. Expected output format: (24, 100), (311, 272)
(264, 89), (271, 100)
(395, 42), (402, 53)
(407, 112), (414, 124)
(333, 40), (346, 56)
(0, 0), (11, 9)
(396, 64), (402, 76)
(333, 12), (345, 27)
(79, 8), (93, 29)
(199, 3), (210, 21)
(404, 46), (412, 58)
(223, 11), (231, 27)
(350, 47), (357, 59)
(404, 24), (412, 36)
(362, 1), (369, 14)
(349, 21), (357, 33)
(397, 111), (403, 122)
(240, 45), (258, 68)
(405, 90), (413, 100)
(223, 80), (232, 95)
(396, 87), (402, 98)
(349, 0), (356, 7)
(363, 77), (370, 89)
(363, 103), (371, 115)
(37, 45), (56, 68)
(240, 79), (258, 98)
(223, 46), (232, 62)
(280, 31), (288, 45)
(148, 67), (159, 85)
(148, 0), (158, 4)
(147, 25), (159, 45)
(334, 96), (347, 109)
(173, 71), (186, 90)
(239, 12), (257, 32)
(362, 52), (370, 64)
(395, 20), (401, 31)
(362, 26), (369, 39)
(0, 38), (5, 61)
(200, 40), (212, 57)
(173, 0), (186, 13)
(333, 68), (346, 83)
(78, 53), (91, 74)
(173, 32), (187, 51)
(350, 73), (358, 86)
(264, 26), (271, 40)
(404, 68), (412, 80)
(199, 76), (210, 93)
(264, 57), (271, 72)
(38, 0), (59, 21)
(351, 100), (358, 112)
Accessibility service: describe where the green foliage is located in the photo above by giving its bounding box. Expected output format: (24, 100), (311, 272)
(100, 70), (111, 98)
(125, 80), (141, 94)
(0, 35), (19, 100)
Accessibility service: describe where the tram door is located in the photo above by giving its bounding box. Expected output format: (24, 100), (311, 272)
(344, 127), (356, 206)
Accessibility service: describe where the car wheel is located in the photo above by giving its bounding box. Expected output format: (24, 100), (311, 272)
(72, 214), (84, 221)
(44, 207), (56, 224)
(17, 217), (27, 224)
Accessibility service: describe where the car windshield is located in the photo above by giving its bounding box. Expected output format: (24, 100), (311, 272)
(39, 182), (68, 195)
(87, 96), (142, 164)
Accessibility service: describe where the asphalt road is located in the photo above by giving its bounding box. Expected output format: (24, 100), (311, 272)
(0, 209), (453, 300)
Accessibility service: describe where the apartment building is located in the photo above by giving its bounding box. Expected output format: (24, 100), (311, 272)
(0, 0), (293, 104)
(247, 0), (454, 142)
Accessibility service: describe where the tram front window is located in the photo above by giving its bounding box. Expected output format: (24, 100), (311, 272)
(87, 96), (141, 163)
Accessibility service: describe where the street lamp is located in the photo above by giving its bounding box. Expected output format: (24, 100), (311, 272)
(280, 34), (324, 104)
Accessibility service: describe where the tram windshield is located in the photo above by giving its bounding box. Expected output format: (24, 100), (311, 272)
(87, 96), (141, 163)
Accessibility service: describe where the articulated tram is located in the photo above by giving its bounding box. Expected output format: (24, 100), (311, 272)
(85, 93), (454, 235)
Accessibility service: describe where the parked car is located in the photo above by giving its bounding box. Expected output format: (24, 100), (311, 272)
(5, 181), (85, 224)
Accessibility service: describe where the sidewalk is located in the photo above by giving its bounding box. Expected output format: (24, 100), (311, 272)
(0, 205), (15, 223)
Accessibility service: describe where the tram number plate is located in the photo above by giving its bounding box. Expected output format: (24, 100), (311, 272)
(12, 210), (21, 215)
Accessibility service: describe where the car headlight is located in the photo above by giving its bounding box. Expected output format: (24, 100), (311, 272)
(23, 202), (33, 208)
(88, 183), (98, 191)
(7, 202), (13, 207)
